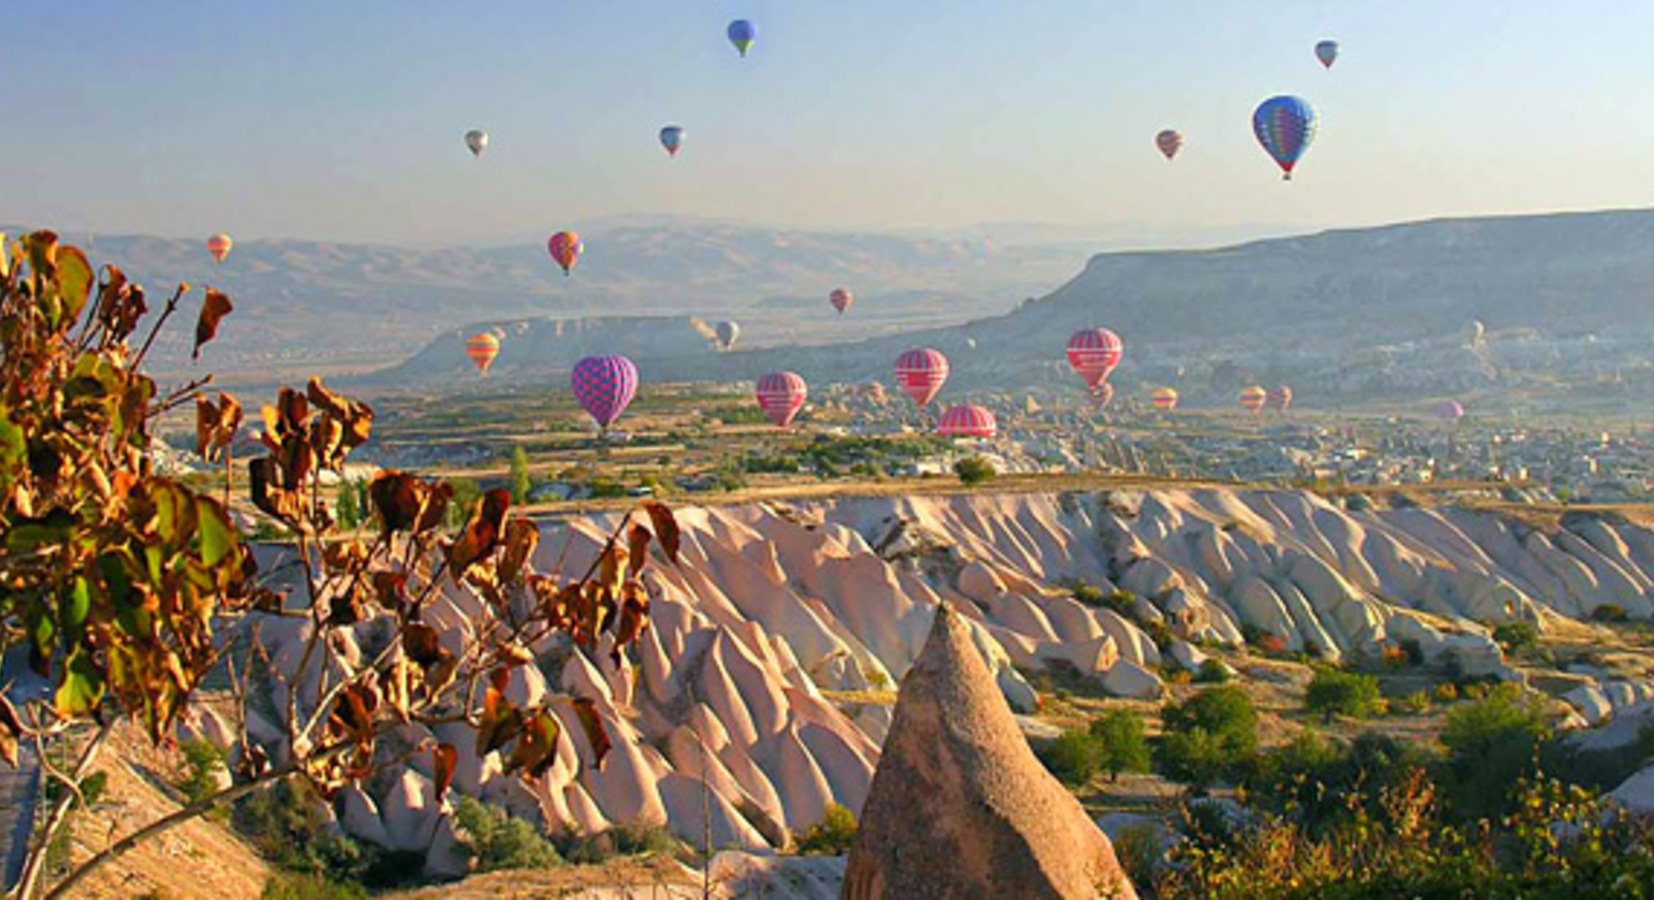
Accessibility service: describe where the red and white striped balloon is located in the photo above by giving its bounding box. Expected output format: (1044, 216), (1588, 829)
(1266, 385), (1293, 412)
(1239, 386), (1268, 415)
(1066, 328), (1123, 389)
(938, 404), (997, 439)
(894, 348), (950, 408)
(755, 371), (808, 428)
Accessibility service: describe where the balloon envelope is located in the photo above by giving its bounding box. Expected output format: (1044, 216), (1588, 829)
(548, 231), (582, 275)
(1252, 95), (1318, 179)
(716, 320), (740, 351)
(1151, 387), (1179, 411)
(1156, 129), (1183, 160)
(755, 372), (808, 428)
(660, 125), (685, 157)
(465, 130), (488, 157)
(1066, 328), (1123, 389)
(829, 288), (854, 315)
(1239, 386), (1268, 414)
(207, 233), (233, 263)
(1438, 400), (1466, 422)
(894, 348), (949, 408)
(571, 355), (638, 428)
(938, 404), (997, 439)
(1266, 385), (1294, 412)
(465, 333), (501, 373)
(1315, 40), (1339, 68)
(728, 20), (756, 56)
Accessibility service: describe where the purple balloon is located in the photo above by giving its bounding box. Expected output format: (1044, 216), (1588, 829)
(571, 355), (638, 428)
(1437, 400), (1465, 422)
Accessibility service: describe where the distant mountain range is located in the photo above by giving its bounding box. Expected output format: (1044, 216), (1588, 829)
(365, 208), (1654, 416)
(7, 221), (1096, 380)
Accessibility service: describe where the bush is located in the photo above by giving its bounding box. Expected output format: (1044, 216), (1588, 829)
(1492, 620), (1540, 653)
(444, 477), (484, 530)
(1158, 687), (1258, 788)
(1395, 691), (1432, 715)
(1304, 668), (1381, 723)
(1441, 683), (1551, 820)
(235, 779), (371, 884)
(1071, 581), (1105, 608)
(1195, 659), (1231, 684)
(954, 456), (996, 485)
(1433, 681), (1459, 703)
(177, 738), (227, 806)
(797, 803), (858, 855)
(334, 480), (362, 530)
(452, 796), (562, 874)
(1038, 729), (1104, 785)
(508, 445), (533, 504)
(1090, 710), (1151, 782)
(1591, 603), (1630, 623)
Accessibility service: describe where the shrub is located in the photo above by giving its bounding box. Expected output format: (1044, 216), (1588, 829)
(1071, 581), (1105, 608)
(1433, 681), (1459, 703)
(1492, 620), (1540, 653)
(1395, 691), (1432, 715)
(235, 779), (368, 884)
(177, 738), (227, 806)
(452, 796), (562, 874)
(334, 480), (362, 530)
(508, 445), (533, 504)
(1591, 603), (1630, 623)
(1039, 729), (1103, 785)
(1090, 710), (1151, 782)
(954, 456), (996, 485)
(1158, 687), (1259, 788)
(1441, 683), (1551, 820)
(1304, 668), (1381, 723)
(797, 804), (858, 855)
(444, 477), (484, 529)
(1195, 659), (1231, 684)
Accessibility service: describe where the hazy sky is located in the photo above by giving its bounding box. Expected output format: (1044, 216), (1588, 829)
(9, 1), (1654, 245)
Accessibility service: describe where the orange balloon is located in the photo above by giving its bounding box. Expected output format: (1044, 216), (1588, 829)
(465, 333), (501, 373)
(207, 233), (233, 263)
(548, 231), (582, 276)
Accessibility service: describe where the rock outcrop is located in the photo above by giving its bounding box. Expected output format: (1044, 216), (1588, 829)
(843, 605), (1137, 900)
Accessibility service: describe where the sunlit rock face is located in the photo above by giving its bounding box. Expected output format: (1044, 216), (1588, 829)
(234, 487), (1654, 869)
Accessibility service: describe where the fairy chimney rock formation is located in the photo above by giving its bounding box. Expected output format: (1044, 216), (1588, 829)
(843, 604), (1138, 900)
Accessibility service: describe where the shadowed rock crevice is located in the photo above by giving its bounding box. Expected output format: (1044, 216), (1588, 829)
(844, 604), (1137, 900)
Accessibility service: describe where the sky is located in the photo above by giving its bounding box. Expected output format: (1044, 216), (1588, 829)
(8, 1), (1654, 246)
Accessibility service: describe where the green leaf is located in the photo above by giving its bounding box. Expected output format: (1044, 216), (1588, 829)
(56, 246), (93, 325)
(195, 497), (235, 567)
(5, 508), (76, 551)
(0, 406), (23, 499)
(55, 649), (104, 718)
(59, 577), (90, 643)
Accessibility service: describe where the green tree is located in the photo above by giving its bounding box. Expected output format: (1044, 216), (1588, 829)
(797, 804), (858, 855)
(1090, 710), (1150, 782)
(1158, 687), (1259, 788)
(453, 796), (562, 873)
(1441, 683), (1551, 820)
(508, 445), (533, 504)
(1039, 730), (1104, 785)
(334, 479), (361, 530)
(1305, 668), (1382, 723)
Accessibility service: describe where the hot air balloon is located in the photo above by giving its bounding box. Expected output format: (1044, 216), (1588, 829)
(894, 348), (950, 408)
(1266, 385), (1294, 412)
(465, 129), (489, 158)
(465, 333), (501, 374)
(755, 372), (808, 428)
(1315, 40), (1339, 69)
(548, 231), (582, 276)
(1156, 129), (1184, 160)
(728, 20), (757, 57)
(938, 404), (997, 439)
(1239, 386), (1268, 416)
(1066, 328), (1123, 390)
(571, 355), (638, 429)
(965, 336), (978, 350)
(1252, 95), (1318, 180)
(1151, 387), (1179, 411)
(829, 288), (854, 315)
(716, 320), (740, 351)
(207, 233), (233, 264)
(1437, 400), (1465, 423)
(660, 125), (685, 157)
